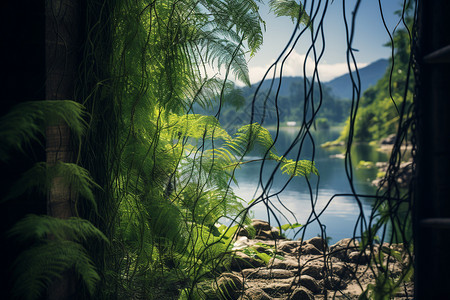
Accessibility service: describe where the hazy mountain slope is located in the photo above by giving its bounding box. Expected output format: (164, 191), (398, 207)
(325, 58), (389, 99)
(197, 59), (389, 128)
(217, 76), (347, 128)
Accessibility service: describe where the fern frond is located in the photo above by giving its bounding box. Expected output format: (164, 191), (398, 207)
(224, 0), (264, 55)
(221, 123), (318, 177)
(185, 77), (245, 110)
(2, 162), (47, 202)
(269, 0), (311, 27)
(0, 100), (87, 162)
(278, 158), (318, 177)
(52, 162), (102, 210)
(4, 162), (100, 211)
(184, 77), (225, 109)
(8, 214), (108, 244)
(167, 113), (231, 141)
(146, 196), (188, 250)
(200, 0), (264, 56)
(199, 36), (250, 86)
(224, 123), (275, 157)
(11, 240), (100, 300)
(206, 148), (237, 165)
(223, 87), (247, 110)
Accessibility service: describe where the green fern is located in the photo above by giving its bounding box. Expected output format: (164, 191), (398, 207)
(8, 214), (108, 244)
(277, 157), (318, 178)
(168, 113), (231, 141)
(12, 240), (100, 300)
(0, 100), (87, 162)
(0, 98), (105, 299)
(224, 123), (275, 157)
(198, 0), (264, 58)
(221, 123), (318, 177)
(4, 162), (101, 211)
(70, 0), (267, 298)
(9, 215), (108, 300)
(269, 0), (311, 27)
(185, 78), (245, 110)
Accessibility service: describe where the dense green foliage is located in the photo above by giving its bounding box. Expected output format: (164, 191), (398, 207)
(76, 1), (270, 298)
(1, 100), (104, 299)
(1, 1), (316, 299)
(269, 0), (310, 26)
(9, 215), (108, 300)
(336, 22), (414, 143)
(0, 100), (87, 162)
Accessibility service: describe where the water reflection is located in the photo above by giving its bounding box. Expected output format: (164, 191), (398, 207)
(231, 127), (388, 243)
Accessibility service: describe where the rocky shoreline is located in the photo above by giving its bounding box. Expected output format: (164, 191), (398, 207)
(371, 161), (412, 189)
(215, 220), (413, 300)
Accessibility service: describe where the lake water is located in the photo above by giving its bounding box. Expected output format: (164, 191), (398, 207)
(230, 127), (389, 243)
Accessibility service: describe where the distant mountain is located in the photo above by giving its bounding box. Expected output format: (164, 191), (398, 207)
(240, 76), (304, 99)
(240, 58), (388, 100)
(217, 76), (350, 127)
(325, 58), (389, 100)
(199, 59), (389, 127)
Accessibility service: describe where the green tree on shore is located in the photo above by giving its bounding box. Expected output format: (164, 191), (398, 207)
(337, 17), (414, 143)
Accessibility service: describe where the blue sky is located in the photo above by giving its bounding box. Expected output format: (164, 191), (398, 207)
(236, 0), (408, 85)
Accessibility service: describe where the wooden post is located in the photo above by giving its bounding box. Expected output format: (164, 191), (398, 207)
(415, 1), (450, 298)
(45, 0), (83, 217)
(45, 0), (82, 298)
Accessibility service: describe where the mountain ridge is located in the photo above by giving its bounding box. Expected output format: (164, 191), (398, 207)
(241, 58), (389, 100)
(325, 58), (389, 99)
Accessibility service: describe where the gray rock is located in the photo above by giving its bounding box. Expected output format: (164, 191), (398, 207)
(242, 269), (295, 279)
(298, 275), (321, 293)
(300, 244), (322, 255)
(251, 220), (283, 240)
(256, 229), (282, 240)
(330, 238), (359, 251)
(215, 273), (243, 300)
(373, 162), (412, 189)
(244, 287), (272, 300)
(290, 287), (314, 300)
(269, 257), (299, 270)
(252, 219), (272, 231)
(255, 245), (271, 254)
(247, 239), (276, 247)
(321, 276), (348, 290)
(237, 226), (249, 237)
(376, 161), (388, 169)
(348, 250), (371, 264)
(391, 243), (404, 252)
(262, 282), (292, 294)
(329, 238), (359, 262)
(271, 228), (281, 239)
(380, 134), (396, 145)
(300, 265), (323, 280)
(330, 262), (354, 281)
(307, 237), (328, 252)
(278, 241), (301, 253)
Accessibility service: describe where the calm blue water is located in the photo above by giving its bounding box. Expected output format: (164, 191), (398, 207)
(230, 127), (388, 243)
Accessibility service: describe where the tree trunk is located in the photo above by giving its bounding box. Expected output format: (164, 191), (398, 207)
(46, 124), (75, 218)
(45, 0), (82, 298)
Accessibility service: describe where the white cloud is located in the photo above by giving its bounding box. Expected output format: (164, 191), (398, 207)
(239, 50), (368, 86)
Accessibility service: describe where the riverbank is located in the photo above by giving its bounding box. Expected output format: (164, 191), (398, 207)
(320, 133), (413, 190)
(215, 220), (413, 300)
